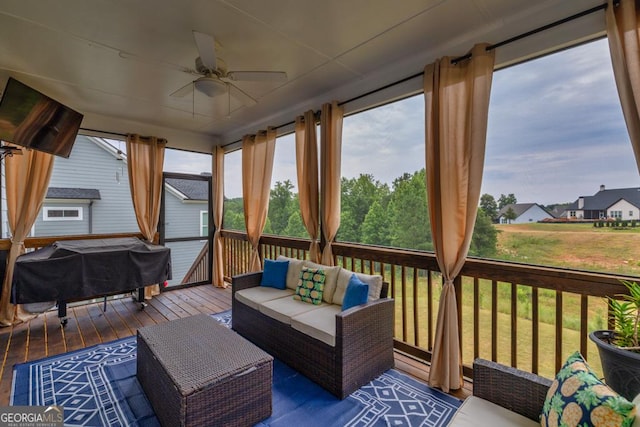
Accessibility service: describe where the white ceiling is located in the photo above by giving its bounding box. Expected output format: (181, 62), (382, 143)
(0, 0), (606, 153)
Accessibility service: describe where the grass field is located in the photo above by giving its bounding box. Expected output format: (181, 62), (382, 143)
(494, 222), (640, 275)
(390, 222), (640, 377)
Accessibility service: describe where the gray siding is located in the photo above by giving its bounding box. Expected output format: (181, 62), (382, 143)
(165, 240), (208, 287)
(34, 136), (139, 236)
(34, 202), (90, 236)
(164, 189), (207, 239)
(163, 188), (208, 285)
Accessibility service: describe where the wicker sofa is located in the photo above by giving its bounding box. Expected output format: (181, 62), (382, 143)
(231, 257), (395, 399)
(449, 359), (552, 426)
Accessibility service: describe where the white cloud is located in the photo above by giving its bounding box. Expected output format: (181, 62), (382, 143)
(164, 149), (211, 175)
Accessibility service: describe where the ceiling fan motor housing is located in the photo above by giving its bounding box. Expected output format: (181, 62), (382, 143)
(195, 56), (226, 76)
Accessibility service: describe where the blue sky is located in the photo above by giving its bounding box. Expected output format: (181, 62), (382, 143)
(165, 38), (638, 206)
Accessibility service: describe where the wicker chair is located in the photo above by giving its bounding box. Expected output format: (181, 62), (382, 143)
(449, 358), (552, 426)
(232, 271), (395, 399)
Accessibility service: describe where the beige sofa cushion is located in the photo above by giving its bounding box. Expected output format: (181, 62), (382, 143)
(277, 255), (305, 291)
(333, 269), (384, 306)
(302, 260), (341, 304)
(258, 295), (326, 325)
(448, 396), (539, 427)
(235, 287), (294, 310)
(290, 305), (341, 347)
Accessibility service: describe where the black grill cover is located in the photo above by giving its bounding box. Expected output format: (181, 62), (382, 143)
(11, 237), (172, 304)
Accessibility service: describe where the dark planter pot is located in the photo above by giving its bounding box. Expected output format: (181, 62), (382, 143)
(589, 330), (640, 401)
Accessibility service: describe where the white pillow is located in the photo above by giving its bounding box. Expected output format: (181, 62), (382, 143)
(276, 255), (304, 290)
(333, 269), (383, 305)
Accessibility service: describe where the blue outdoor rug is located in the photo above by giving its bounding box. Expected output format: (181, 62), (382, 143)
(11, 311), (461, 426)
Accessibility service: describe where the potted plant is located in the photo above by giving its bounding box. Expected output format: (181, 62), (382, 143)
(589, 279), (640, 401)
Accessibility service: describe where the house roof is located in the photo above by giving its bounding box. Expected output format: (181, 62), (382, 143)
(165, 178), (208, 201)
(497, 203), (550, 218)
(567, 187), (640, 211)
(46, 187), (101, 200)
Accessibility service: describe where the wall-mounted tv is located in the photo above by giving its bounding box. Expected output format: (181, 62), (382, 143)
(0, 77), (83, 158)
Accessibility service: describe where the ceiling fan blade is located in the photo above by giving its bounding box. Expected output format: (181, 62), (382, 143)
(192, 31), (218, 71)
(226, 71), (287, 82)
(170, 82), (194, 98)
(228, 83), (257, 106)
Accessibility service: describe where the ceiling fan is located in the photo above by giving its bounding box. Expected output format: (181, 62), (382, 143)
(170, 31), (287, 112)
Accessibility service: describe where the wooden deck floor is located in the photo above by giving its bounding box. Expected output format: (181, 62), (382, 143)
(0, 284), (470, 405)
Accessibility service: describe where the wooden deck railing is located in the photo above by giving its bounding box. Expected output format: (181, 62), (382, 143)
(0, 232), (144, 251)
(221, 230), (637, 379)
(181, 241), (209, 284)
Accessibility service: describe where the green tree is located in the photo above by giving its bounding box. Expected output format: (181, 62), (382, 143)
(283, 211), (307, 238)
(263, 217), (273, 235)
(339, 174), (386, 243)
(498, 193), (517, 210)
(480, 193), (498, 221)
(268, 180), (295, 235)
(223, 197), (246, 231)
(469, 209), (498, 257)
(504, 206), (517, 224)
(388, 169), (432, 251)
(361, 199), (391, 246)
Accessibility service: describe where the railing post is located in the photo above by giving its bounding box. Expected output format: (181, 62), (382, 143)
(454, 275), (463, 359)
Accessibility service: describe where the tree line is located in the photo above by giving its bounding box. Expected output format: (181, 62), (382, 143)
(480, 193), (517, 223)
(224, 169), (501, 257)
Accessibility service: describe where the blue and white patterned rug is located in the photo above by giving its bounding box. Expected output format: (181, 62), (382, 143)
(11, 311), (460, 426)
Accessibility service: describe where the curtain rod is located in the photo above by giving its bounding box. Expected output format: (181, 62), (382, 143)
(80, 128), (166, 143)
(451, 2), (613, 64)
(80, 127), (128, 138)
(216, 1), (615, 150)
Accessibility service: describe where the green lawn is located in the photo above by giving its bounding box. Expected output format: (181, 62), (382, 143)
(494, 223), (640, 275)
(385, 222), (640, 377)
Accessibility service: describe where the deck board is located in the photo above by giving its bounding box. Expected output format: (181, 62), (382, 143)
(0, 284), (470, 406)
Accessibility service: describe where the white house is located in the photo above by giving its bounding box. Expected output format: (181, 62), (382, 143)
(497, 203), (553, 224)
(564, 185), (640, 220)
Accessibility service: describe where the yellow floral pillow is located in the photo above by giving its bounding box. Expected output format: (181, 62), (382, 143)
(541, 351), (636, 427)
(293, 267), (325, 305)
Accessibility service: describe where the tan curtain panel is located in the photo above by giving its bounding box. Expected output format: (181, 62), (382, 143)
(212, 145), (226, 287)
(320, 101), (344, 266)
(242, 128), (276, 272)
(126, 134), (166, 298)
(607, 0), (640, 173)
(424, 43), (495, 392)
(0, 148), (54, 325)
(295, 111), (321, 263)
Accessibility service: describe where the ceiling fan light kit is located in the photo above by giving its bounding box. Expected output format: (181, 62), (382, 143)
(194, 76), (227, 97)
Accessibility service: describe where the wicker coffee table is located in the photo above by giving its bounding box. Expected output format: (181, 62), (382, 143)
(137, 314), (273, 427)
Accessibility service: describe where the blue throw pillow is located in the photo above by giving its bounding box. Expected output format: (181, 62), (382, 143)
(260, 259), (289, 289)
(342, 274), (369, 311)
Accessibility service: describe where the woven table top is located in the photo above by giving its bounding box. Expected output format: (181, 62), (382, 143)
(137, 314), (273, 395)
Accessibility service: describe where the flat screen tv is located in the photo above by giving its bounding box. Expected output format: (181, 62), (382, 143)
(0, 77), (83, 158)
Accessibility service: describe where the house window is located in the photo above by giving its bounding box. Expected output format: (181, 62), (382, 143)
(200, 210), (208, 237)
(43, 207), (83, 221)
(630, 210), (633, 217)
(610, 210), (622, 219)
(569, 211), (576, 218)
